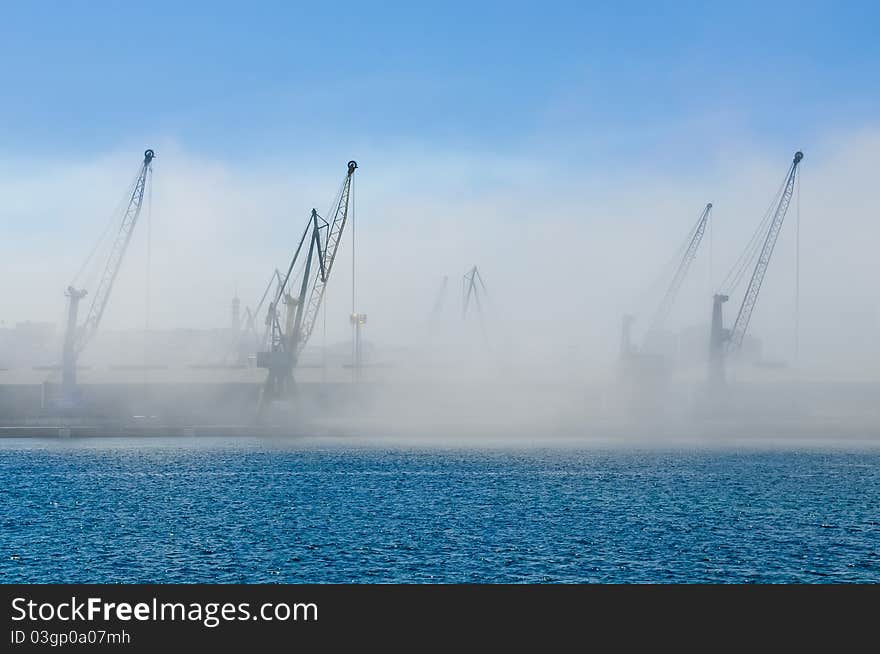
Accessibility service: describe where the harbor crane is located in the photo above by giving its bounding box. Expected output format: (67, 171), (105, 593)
(462, 266), (491, 348)
(622, 202), (713, 358)
(257, 160), (357, 400)
(462, 266), (488, 320)
(59, 149), (154, 401)
(709, 151), (803, 387)
(430, 276), (449, 321)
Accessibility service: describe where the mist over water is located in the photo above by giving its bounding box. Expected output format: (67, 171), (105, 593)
(1, 126), (880, 446)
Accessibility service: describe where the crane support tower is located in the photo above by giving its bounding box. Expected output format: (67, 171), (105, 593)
(709, 151), (803, 386)
(60, 148), (155, 401)
(258, 160), (357, 401)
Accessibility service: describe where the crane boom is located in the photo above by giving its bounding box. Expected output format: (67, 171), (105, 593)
(294, 160), (357, 355)
(258, 160), (357, 401)
(645, 202), (712, 344)
(77, 149), (155, 353)
(60, 148), (154, 399)
(727, 151), (802, 351)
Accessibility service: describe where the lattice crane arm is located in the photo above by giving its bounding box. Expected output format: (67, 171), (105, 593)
(294, 160), (357, 355)
(76, 149), (154, 353)
(727, 151), (802, 351)
(645, 202), (712, 343)
(257, 161), (357, 401)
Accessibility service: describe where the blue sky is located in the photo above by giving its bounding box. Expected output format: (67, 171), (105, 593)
(1, 1), (877, 166)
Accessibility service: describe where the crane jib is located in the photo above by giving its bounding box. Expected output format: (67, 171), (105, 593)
(256, 161), (357, 400)
(644, 202), (713, 345)
(295, 161), (357, 356)
(76, 149), (154, 354)
(727, 151), (803, 352)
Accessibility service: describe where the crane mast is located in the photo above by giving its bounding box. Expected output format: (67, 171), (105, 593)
(644, 203), (712, 347)
(727, 152), (803, 352)
(61, 149), (154, 397)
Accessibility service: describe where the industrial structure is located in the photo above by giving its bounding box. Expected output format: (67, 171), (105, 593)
(462, 265), (490, 347)
(462, 266), (489, 320)
(257, 160), (357, 401)
(709, 151), (803, 387)
(55, 149), (155, 407)
(621, 202), (713, 362)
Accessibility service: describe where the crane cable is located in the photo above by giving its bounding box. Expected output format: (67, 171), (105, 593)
(709, 198), (714, 292)
(794, 164), (801, 365)
(350, 170), (356, 378)
(143, 163), (153, 381)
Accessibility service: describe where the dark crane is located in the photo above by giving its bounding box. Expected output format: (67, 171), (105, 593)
(709, 151), (803, 387)
(60, 149), (155, 401)
(258, 160), (357, 400)
(644, 203), (712, 349)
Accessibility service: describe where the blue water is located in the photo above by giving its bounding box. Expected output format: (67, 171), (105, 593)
(1, 439), (878, 583)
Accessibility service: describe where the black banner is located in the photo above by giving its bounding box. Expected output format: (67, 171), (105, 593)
(2, 584), (877, 650)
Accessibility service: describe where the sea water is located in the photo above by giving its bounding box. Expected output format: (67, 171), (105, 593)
(1, 438), (878, 583)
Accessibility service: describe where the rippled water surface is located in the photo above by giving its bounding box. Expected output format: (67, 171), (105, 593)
(1, 439), (878, 582)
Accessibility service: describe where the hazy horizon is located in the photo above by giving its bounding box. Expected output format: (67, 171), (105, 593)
(2, 2), (879, 382)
